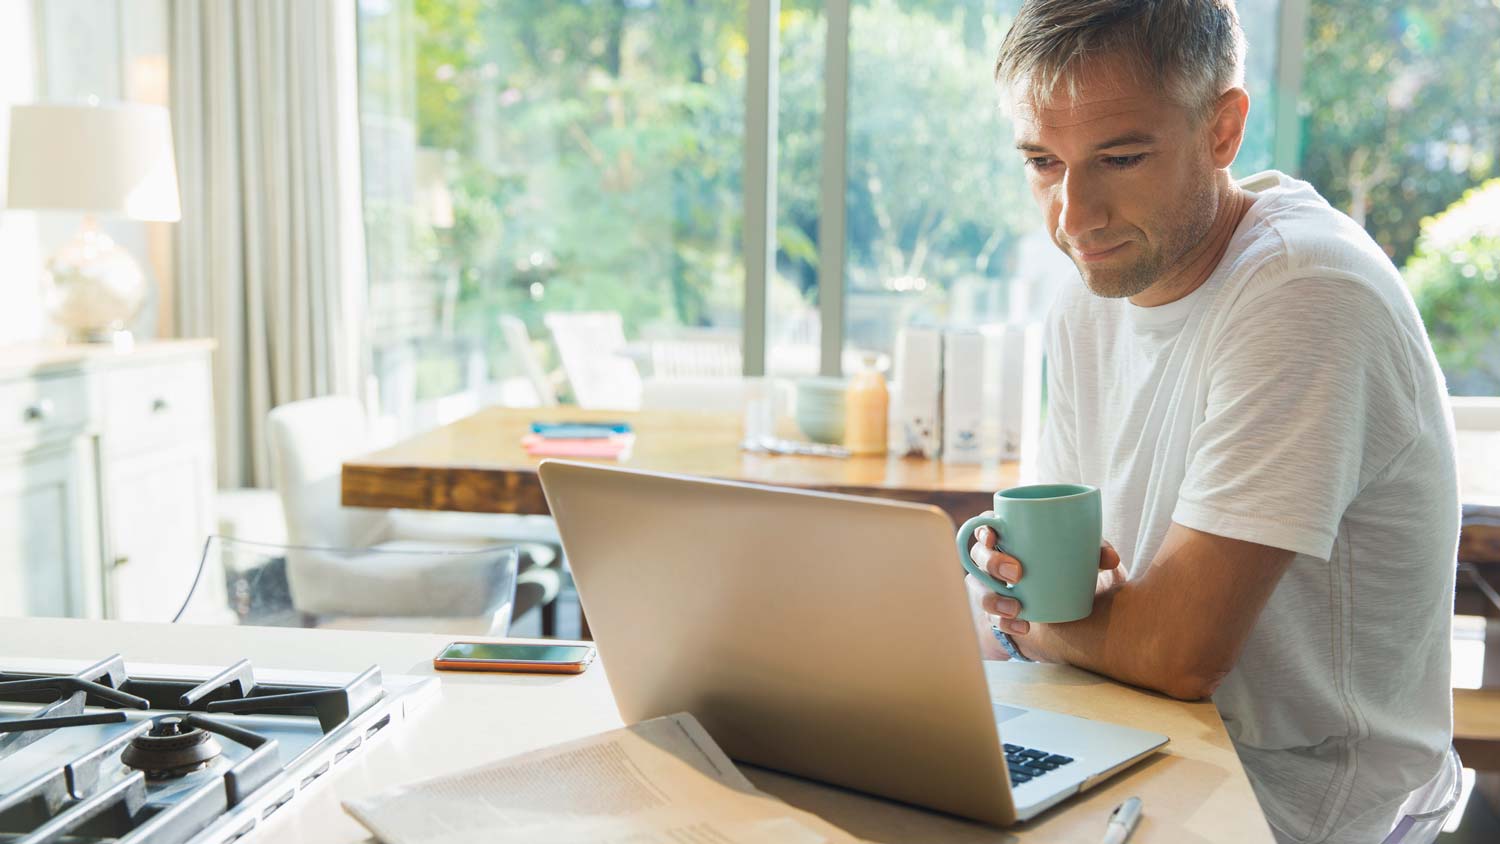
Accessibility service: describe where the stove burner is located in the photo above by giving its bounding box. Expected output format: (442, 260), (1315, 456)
(121, 716), (224, 779)
(0, 655), (418, 844)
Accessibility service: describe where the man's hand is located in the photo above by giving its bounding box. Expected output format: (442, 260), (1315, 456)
(964, 516), (1122, 662)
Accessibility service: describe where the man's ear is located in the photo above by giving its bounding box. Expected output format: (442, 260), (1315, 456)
(1207, 87), (1250, 169)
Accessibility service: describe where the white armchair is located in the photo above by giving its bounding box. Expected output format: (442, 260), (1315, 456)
(266, 396), (563, 634)
(186, 536), (521, 636)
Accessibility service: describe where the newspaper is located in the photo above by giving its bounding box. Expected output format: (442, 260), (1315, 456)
(343, 712), (866, 844)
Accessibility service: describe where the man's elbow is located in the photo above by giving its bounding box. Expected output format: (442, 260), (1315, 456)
(1156, 646), (1234, 701)
(1159, 670), (1226, 701)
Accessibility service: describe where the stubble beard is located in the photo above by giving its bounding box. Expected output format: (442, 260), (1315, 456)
(1067, 178), (1220, 300)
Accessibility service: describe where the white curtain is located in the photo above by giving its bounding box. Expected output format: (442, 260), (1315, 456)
(170, 0), (366, 488)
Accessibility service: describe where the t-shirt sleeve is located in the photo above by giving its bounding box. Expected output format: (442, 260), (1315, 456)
(1037, 307), (1082, 485)
(1172, 277), (1420, 561)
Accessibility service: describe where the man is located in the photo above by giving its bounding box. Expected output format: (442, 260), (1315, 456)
(966, 2), (1460, 841)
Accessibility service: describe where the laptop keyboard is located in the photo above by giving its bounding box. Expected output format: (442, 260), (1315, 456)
(1003, 743), (1075, 786)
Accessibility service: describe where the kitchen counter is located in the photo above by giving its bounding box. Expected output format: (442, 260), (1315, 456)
(0, 617), (1274, 843)
(0, 339), (217, 380)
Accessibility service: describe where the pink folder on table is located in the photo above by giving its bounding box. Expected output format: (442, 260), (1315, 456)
(521, 433), (634, 460)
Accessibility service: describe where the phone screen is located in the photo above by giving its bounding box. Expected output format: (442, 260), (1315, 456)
(438, 642), (594, 664)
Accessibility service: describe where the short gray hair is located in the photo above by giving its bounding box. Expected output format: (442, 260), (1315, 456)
(994, 0), (1246, 117)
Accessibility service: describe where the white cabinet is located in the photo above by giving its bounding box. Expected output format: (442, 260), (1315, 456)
(99, 352), (219, 622)
(0, 439), (99, 617)
(0, 341), (217, 621)
(104, 434), (217, 622)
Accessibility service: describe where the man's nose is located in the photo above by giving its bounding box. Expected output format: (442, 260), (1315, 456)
(1057, 171), (1108, 239)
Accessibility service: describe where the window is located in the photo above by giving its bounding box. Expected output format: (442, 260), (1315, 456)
(358, 0), (746, 429)
(355, 0), (1499, 431)
(840, 0), (1033, 362)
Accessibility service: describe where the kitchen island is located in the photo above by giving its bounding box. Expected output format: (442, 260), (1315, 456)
(0, 617), (1273, 843)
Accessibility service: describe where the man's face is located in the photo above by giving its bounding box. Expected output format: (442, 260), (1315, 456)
(1011, 58), (1220, 300)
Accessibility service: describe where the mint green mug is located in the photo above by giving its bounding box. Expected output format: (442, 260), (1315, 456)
(956, 483), (1103, 623)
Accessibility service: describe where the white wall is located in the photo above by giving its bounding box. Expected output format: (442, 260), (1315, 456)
(0, 0), (44, 345)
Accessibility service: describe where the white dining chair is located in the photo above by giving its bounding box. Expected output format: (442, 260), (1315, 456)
(499, 314), (559, 407)
(639, 377), (754, 413)
(646, 337), (742, 378)
(544, 311), (643, 409)
(266, 396), (562, 633)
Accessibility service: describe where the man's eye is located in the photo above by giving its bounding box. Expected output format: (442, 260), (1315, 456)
(1025, 157), (1059, 172)
(1103, 154), (1148, 169)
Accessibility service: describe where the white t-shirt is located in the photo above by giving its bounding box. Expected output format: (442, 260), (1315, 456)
(1038, 171), (1459, 843)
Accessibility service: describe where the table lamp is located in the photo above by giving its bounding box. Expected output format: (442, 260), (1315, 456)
(4, 102), (181, 344)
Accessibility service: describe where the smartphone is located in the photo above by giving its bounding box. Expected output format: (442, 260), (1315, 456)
(433, 641), (597, 674)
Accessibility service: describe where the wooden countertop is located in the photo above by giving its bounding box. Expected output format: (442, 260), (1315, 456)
(0, 617), (1274, 843)
(343, 406), (1020, 524)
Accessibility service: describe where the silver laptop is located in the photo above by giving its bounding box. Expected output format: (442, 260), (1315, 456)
(537, 460), (1166, 826)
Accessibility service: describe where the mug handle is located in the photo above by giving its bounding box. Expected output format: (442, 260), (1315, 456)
(956, 514), (1019, 598)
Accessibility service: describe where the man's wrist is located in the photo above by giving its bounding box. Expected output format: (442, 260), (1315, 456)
(990, 624), (1034, 663)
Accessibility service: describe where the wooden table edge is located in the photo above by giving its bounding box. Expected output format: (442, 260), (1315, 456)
(342, 456), (998, 525)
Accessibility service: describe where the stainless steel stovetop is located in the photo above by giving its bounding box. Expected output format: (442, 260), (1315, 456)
(0, 654), (437, 843)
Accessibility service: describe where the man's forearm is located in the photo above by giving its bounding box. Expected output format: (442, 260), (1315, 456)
(1019, 525), (1295, 701)
(1027, 579), (1225, 700)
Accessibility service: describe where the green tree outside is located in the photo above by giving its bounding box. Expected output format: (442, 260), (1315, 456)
(1297, 0), (1500, 268)
(1403, 180), (1500, 395)
(358, 0), (1500, 402)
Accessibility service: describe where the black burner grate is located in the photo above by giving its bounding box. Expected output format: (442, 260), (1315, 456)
(0, 655), (390, 844)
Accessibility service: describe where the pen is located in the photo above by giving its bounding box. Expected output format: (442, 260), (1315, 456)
(1101, 796), (1142, 844)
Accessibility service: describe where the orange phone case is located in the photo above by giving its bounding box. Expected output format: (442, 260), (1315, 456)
(432, 657), (590, 674)
(431, 643), (595, 674)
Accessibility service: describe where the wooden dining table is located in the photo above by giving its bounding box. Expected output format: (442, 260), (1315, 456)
(342, 405), (1020, 525)
(343, 405), (1500, 545)
(344, 405), (1500, 556)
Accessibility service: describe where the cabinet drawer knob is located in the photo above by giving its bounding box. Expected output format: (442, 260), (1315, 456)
(151, 397), (170, 414)
(112, 555), (130, 570)
(23, 399), (54, 422)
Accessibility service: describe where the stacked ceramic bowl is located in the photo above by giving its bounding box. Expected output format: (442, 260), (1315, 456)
(795, 377), (847, 444)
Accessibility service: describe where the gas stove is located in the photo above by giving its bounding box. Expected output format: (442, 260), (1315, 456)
(0, 654), (437, 843)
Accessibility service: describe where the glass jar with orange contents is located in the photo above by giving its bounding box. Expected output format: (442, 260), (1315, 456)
(843, 356), (888, 455)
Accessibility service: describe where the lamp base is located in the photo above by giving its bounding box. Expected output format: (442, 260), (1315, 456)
(73, 328), (137, 349)
(43, 216), (148, 344)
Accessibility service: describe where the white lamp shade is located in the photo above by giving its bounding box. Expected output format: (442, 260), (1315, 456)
(5, 103), (181, 222)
